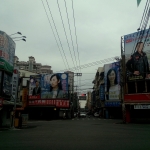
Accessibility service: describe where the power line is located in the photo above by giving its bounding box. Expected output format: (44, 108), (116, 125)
(56, 56), (115, 72)
(41, 0), (67, 70)
(46, 0), (70, 70)
(56, 0), (76, 71)
(64, 0), (78, 70)
(64, 0), (80, 89)
(132, 0), (150, 54)
(71, 0), (81, 92)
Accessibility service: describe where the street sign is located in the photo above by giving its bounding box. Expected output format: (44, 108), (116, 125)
(74, 73), (82, 76)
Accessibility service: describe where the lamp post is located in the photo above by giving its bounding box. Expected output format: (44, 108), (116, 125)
(14, 39), (26, 42)
(12, 36), (26, 39)
(9, 32), (22, 36)
(10, 32), (26, 129)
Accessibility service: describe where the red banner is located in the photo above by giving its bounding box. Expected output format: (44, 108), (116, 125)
(0, 98), (3, 106)
(124, 94), (150, 103)
(28, 99), (70, 108)
(28, 95), (40, 100)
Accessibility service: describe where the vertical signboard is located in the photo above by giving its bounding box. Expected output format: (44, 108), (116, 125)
(3, 73), (12, 98)
(104, 62), (120, 101)
(0, 31), (16, 73)
(11, 67), (19, 101)
(99, 84), (105, 101)
(124, 29), (150, 80)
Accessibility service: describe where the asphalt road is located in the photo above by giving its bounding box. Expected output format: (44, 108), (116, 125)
(1, 117), (150, 150)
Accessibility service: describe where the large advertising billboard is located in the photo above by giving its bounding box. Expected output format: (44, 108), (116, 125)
(29, 73), (69, 100)
(0, 31), (16, 73)
(28, 73), (69, 107)
(104, 62), (120, 101)
(124, 29), (150, 80)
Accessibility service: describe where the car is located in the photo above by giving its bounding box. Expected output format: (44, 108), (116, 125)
(80, 112), (86, 118)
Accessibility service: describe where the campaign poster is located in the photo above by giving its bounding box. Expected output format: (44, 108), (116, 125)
(0, 31), (16, 73)
(124, 29), (150, 80)
(28, 75), (41, 98)
(3, 73), (12, 98)
(41, 73), (69, 99)
(104, 62), (120, 101)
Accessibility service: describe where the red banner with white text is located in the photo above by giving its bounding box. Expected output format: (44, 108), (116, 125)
(28, 99), (70, 108)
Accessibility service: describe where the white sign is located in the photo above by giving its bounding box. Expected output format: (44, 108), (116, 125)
(134, 105), (150, 109)
(11, 66), (19, 101)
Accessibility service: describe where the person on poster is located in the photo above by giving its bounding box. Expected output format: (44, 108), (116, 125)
(43, 74), (65, 98)
(106, 68), (120, 100)
(32, 81), (41, 96)
(126, 41), (150, 79)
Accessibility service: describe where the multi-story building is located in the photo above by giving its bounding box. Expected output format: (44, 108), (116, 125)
(92, 67), (102, 110)
(86, 91), (92, 111)
(14, 56), (53, 74)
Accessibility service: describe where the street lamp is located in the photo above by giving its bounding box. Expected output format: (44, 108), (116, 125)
(12, 36), (26, 39)
(14, 38), (26, 42)
(9, 32), (22, 36)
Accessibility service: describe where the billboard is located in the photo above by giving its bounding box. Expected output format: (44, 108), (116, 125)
(28, 73), (69, 100)
(41, 73), (68, 99)
(29, 75), (41, 99)
(104, 62), (120, 101)
(124, 29), (150, 80)
(0, 31), (16, 73)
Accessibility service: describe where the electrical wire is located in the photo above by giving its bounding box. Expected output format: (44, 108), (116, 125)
(71, 0), (81, 93)
(46, 0), (70, 70)
(64, 0), (79, 89)
(131, 0), (150, 54)
(56, 0), (76, 71)
(41, 0), (67, 70)
(56, 56), (115, 72)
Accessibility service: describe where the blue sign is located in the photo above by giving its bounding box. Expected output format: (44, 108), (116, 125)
(105, 101), (121, 107)
(99, 84), (105, 100)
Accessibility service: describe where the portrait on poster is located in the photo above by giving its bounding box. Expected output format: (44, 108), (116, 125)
(104, 62), (120, 101)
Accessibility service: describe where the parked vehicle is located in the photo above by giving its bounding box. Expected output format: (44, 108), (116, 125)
(79, 112), (86, 118)
(94, 112), (99, 117)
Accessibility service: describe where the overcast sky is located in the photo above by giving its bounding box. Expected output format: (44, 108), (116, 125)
(0, 0), (147, 93)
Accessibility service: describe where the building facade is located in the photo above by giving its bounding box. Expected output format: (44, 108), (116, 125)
(14, 56), (53, 74)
